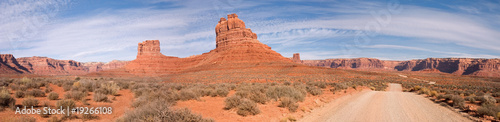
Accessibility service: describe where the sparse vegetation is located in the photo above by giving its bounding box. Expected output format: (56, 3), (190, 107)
(48, 92), (59, 100)
(118, 101), (213, 122)
(236, 98), (261, 116)
(22, 97), (39, 107)
(278, 97), (298, 112)
(0, 88), (16, 110)
(93, 93), (108, 102)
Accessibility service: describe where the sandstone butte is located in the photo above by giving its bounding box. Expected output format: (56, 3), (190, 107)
(90, 13), (322, 80)
(295, 53), (500, 77)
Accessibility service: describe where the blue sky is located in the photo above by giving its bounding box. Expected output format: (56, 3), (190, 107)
(1, 0), (499, 62)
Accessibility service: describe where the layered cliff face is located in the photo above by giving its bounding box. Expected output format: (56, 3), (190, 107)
(0, 54), (128, 75)
(298, 53), (500, 77)
(83, 60), (129, 73)
(16, 56), (89, 75)
(394, 58), (500, 77)
(97, 13), (295, 77)
(0, 54), (30, 74)
(302, 58), (385, 69)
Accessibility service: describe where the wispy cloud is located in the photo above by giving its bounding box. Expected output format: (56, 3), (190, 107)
(1, 0), (499, 62)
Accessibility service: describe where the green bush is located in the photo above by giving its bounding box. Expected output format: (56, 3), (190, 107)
(15, 91), (25, 98)
(237, 99), (260, 116)
(48, 92), (59, 100)
(278, 97), (298, 112)
(22, 97), (39, 107)
(93, 93), (108, 102)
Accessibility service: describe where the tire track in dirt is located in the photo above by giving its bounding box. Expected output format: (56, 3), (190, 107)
(299, 83), (470, 122)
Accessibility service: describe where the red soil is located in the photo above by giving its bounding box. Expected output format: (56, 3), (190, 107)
(174, 87), (367, 122)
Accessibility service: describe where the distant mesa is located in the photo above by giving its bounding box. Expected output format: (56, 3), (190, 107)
(297, 52), (500, 77)
(0, 54), (128, 76)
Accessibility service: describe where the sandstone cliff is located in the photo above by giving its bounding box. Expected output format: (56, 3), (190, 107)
(0, 54), (30, 74)
(0, 54), (128, 75)
(297, 53), (500, 77)
(16, 56), (89, 75)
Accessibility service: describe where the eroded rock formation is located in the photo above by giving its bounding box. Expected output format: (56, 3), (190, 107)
(299, 54), (500, 77)
(16, 56), (89, 75)
(0, 54), (30, 74)
(0, 54), (128, 75)
(95, 13), (294, 77)
(302, 58), (385, 69)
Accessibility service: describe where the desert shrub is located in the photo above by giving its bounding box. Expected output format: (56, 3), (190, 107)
(41, 101), (50, 107)
(481, 95), (497, 106)
(477, 104), (500, 119)
(15, 91), (25, 98)
(25, 89), (45, 97)
(62, 84), (72, 91)
(411, 85), (422, 92)
(492, 92), (500, 97)
(179, 89), (199, 101)
(101, 82), (120, 96)
(6, 116), (36, 122)
(451, 95), (465, 110)
(64, 91), (86, 101)
(82, 113), (97, 120)
(213, 87), (229, 97)
(19, 85), (28, 91)
(93, 93), (108, 102)
(48, 92), (59, 100)
(430, 91), (438, 97)
(79, 80), (99, 92)
(0, 89), (16, 110)
(22, 97), (39, 107)
(278, 97), (298, 112)
(283, 81), (291, 86)
(306, 86), (323, 96)
(248, 92), (267, 104)
(465, 96), (476, 103)
(237, 99), (260, 116)
(266, 86), (305, 102)
(224, 95), (242, 110)
(118, 101), (213, 122)
(44, 86), (53, 93)
(56, 99), (76, 110)
(307, 81), (327, 89)
(9, 84), (19, 91)
(40, 109), (50, 118)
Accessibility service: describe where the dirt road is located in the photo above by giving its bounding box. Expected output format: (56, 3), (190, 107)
(299, 83), (470, 122)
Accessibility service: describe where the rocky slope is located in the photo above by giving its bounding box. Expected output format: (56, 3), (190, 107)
(0, 54), (128, 75)
(0, 54), (30, 74)
(297, 52), (500, 77)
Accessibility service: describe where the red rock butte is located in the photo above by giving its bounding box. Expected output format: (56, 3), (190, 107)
(92, 13), (328, 80)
